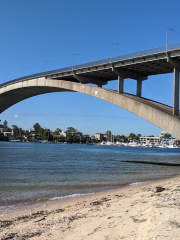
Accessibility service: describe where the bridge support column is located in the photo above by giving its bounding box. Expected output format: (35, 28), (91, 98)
(118, 76), (124, 93)
(112, 66), (147, 95)
(173, 68), (179, 116)
(136, 80), (142, 97)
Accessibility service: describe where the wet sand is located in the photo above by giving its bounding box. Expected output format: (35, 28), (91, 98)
(1, 176), (180, 240)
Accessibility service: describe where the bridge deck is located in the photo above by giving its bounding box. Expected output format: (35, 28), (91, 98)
(1, 42), (180, 87)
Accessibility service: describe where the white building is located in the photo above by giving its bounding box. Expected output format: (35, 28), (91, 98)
(140, 136), (160, 145)
(159, 131), (175, 145)
(159, 131), (171, 139)
(60, 131), (66, 137)
(2, 132), (12, 140)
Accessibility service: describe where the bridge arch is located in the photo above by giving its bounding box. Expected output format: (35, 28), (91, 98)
(0, 77), (180, 139)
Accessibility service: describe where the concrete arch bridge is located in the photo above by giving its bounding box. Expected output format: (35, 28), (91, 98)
(1, 43), (180, 138)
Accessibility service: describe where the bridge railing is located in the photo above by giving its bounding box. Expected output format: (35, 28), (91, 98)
(1, 42), (180, 87)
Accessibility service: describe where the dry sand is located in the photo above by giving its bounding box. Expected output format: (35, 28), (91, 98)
(1, 176), (180, 240)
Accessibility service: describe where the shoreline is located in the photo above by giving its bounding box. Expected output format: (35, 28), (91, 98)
(1, 176), (180, 239)
(0, 173), (177, 217)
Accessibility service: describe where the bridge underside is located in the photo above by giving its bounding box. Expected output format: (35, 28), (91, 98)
(48, 53), (180, 114)
(0, 78), (180, 139)
(53, 58), (174, 82)
(0, 86), (74, 113)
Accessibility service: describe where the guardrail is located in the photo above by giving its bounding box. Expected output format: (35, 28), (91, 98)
(1, 42), (180, 87)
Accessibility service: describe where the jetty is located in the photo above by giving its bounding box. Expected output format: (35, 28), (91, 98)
(122, 160), (180, 166)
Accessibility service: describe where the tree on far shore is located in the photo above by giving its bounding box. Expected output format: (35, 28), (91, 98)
(3, 120), (8, 130)
(54, 128), (62, 135)
(12, 125), (18, 129)
(33, 123), (41, 133)
(66, 127), (78, 142)
(128, 133), (141, 140)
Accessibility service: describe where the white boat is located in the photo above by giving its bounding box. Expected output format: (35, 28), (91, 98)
(32, 139), (41, 143)
(166, 139), (179, 148)
(9, 139), (22, 142)
(141, 144), (149, 147)
(116, 141), (123, 146)
(154, 144), (159, 148)
(158, 144), (166, 148)
(167, 144), (179, 148)
(128, 143), (138, 147)
(106, 141), (113, 145)
(128, 141), (140, 147)
(122, 143), (128, 146)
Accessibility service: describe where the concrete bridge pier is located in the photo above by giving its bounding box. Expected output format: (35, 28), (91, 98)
(173, 68), (179, 116)
(112, 65), (147, 96)
(136, 80), (142, 97)
(118, 76), (124, 93)
(167, 55), (180, 116)
(117, 74), (145, 96)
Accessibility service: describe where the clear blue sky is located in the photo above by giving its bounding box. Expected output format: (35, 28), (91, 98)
(0, 0), (180, 136)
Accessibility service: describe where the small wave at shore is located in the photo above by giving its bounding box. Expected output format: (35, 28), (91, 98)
(129, 181), (152, 186)
(50, 193), (94, 201)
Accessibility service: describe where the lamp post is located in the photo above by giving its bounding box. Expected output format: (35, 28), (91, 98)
(44, 61), (51, 76)
(166, 29), (174, 55)
(4, 74), (10, 83)
(22, 67), (28, 77)
(111, 43), (118, 62)
(72, 54), (80, 71)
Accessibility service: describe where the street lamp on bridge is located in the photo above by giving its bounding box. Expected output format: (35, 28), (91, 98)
(4, 74), (10, 83)
(72, 54), (80, 71)
(166, 29), (174, 55)
(22, 67), (28, 77)
(44, 61), (51, 76)
(111, 43), (118, 62)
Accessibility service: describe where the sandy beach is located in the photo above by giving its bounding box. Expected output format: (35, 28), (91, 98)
(1, 176), (180, 240)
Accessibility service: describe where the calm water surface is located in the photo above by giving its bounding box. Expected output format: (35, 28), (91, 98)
(1, 142), (180, 214)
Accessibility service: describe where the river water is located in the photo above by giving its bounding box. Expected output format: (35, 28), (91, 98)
(0, 142), (180, 214)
